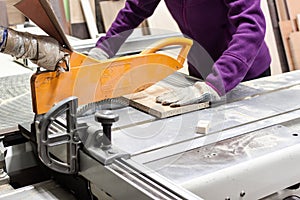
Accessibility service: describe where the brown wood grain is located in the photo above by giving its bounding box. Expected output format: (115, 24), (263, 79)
(122, 84), (209, 119)
(69, 0), (95, 24)
(286, 0), (300, 20)
(99, 0), (125, 32)
(279, 20), (294, 71)
(0, 1), (8, 27)
(289, 32), (300, 70)
(275, 0), (289, 21)
(6, 0), (25, 25)
(286, 0), (300, 30)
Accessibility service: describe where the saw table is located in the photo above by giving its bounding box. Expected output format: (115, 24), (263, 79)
(1, 70), (300, 199)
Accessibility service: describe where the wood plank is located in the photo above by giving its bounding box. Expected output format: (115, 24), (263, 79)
(279, 20), (294, 71)
(122, 84), (209, 119)
(80, 0), (98, 38)
(275, 0), (289, 21)
(261, 0), (282, 74)
(99, 0), (126, 32)
(69, 0), (95, 24)
(94, 0), (105, 33)
(286, 0), (300, 20)
(286, 0), (300, 30)
(99, 0), (149, 35)
(288, 32), (300, 70)
(6, 0), (25, 25)
(297, 14), (300, 31)
(0, 1), (9, 27)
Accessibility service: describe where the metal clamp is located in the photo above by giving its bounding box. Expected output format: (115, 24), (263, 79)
(38, 96), (81, 174)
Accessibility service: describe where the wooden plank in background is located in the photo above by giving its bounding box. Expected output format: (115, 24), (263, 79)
(69, 0), (95, 38)
(279, 20), (294, 71)
(94, 0), (105, 33)
(286, 0), (300, 30)
(99, 0), (125, 32)
(275, 0), (289, 21)
(288, 32), (300, 70)
(286, 0), (300, 20)
(0, 1), (9, 27)
(69, 0), (95, 24)
(80, 0), (98, 38)
(6, 0), (25, 25)
(99, 0), (149, 36)
(297, 14), (300, 30)
(261, 0), (282, 74)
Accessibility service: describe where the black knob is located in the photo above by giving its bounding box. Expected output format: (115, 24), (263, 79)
(95, 110), (119, 149)
(95, 110), (119, 124)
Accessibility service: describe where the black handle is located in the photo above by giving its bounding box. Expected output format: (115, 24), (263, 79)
(95, 110), (119, 150)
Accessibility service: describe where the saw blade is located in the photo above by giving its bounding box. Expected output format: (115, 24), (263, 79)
(77, 97), (130, 118)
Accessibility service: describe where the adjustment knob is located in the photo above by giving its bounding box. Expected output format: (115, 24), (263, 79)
(95, 110), (119, 150)
(95, 110), (119, 124)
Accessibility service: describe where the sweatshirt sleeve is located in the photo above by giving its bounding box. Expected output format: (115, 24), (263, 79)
(206, 0), (267, 95)
(96, 0), (161, 57)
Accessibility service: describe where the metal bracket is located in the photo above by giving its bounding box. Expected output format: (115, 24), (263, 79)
(38, 96), (81, 174)
(78, 124), (130, 166)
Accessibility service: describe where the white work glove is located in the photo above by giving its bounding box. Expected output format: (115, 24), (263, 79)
(88, 47), (109, 61)
(156, 82), (220, 107)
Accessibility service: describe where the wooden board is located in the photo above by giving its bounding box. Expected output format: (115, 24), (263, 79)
(99, 0), (126, 32)
(122, 84), (209, 119)
(261, 0), (282, 74)
(275, 0), (289, 21)
(286, 0), (300, 20)
(6, 0), (25, 25)
(286, 0), (300, 30)
(80, 0), (98, 38)
(297, 14), (300, 30)
(69, 0), (95, 24)
(279, 20), (294, 71)
(0, 1), (9, 27)
(289, 32), (300, 70)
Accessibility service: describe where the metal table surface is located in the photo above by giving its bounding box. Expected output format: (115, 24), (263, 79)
(105, 71), (300, 160)
(0, 73), (33, 135)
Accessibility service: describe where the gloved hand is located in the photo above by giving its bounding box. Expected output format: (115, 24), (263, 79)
(0, 27), (66, 71)
(88, 47), (109, 61)
(156, 81), (220, 107)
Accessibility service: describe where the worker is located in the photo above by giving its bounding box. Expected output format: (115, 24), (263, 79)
(89, 0), (271, 107)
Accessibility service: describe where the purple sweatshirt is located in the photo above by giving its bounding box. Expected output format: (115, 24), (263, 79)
(96, 0), (271, 95)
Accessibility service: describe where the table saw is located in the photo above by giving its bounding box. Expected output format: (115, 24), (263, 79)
(1, 65), (300, 200)
(1, 0), (300, 199)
